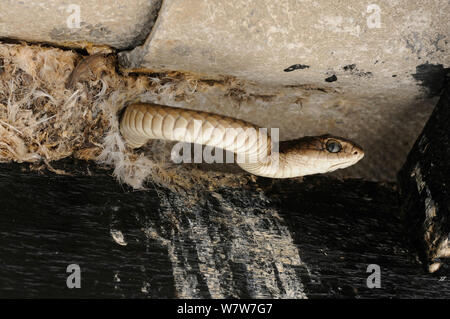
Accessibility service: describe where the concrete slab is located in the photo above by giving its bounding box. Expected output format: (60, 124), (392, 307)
(120, 0), (449, 86)
(0, 0), (161, 49)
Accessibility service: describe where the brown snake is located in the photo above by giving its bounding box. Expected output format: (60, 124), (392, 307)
(119, 103), (364, 178)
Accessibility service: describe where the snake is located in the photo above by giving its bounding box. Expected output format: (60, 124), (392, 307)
(119, 103), (364, 178)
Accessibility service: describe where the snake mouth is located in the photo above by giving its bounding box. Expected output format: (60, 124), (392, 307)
(329, 161), (352, 170)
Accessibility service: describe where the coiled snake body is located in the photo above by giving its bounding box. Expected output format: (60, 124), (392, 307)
(120, 103), (364, 178)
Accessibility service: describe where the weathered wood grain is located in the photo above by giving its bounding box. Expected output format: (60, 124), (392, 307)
(398, 80), (450, 273)
(1, 159), (449, 298)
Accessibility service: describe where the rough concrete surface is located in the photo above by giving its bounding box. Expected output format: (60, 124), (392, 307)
(121, 0), (449, 86)
(0, 0), (161, 49)
(119, 0), (450, 181)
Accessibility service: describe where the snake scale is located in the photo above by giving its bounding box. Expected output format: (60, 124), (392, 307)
(119, 103), (364, 178)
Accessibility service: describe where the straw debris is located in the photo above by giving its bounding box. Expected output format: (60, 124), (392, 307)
(0, 43), (253, 191)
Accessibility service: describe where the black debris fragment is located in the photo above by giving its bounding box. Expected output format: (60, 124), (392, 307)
(325, 74), (337, 82)
(284, 64), (310, 72)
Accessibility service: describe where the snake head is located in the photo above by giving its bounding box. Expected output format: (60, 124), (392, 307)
(314, 134), (364, 173)
(280, 134), (364, 176)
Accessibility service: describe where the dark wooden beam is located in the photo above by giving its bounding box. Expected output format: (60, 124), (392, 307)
(1, 158), (449, 298)
(398, 79), (450, 273)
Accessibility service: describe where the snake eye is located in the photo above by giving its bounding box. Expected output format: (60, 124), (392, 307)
(326, 140), (342, 153)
